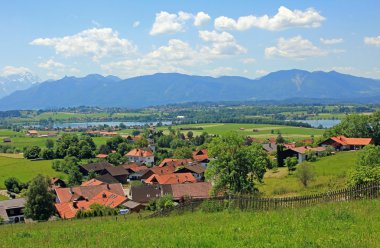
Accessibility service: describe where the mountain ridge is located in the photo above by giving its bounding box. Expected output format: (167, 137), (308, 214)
(0, 70), (379, 110)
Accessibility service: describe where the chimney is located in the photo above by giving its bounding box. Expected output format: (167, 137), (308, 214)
(73, 201), (78, 208)
(102, 193), (107, 198)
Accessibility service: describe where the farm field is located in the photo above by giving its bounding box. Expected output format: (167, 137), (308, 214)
(259, 151), (358, 197)
(0, 199), (379, 247)
(158, 123), (325, 140)
(0, 157), (65, 189)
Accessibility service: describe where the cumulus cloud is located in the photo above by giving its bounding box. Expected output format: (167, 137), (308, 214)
(364, 36), (380, 47)
(30, 28), (136, 61)
(0, 66), (32, 77)
(38, 59), (65, 69)
(150, 11), (192, 35)
(199, 30), (247, 55)
(205, 67), (237, 77)
(214, 6), (325, 31)
(320, 38), (343, 45)
(256, 69), (268, 75)
(194, 11), (211, 26)
(242, 58), (256, 64)
(38, 59), (80, 79)
(265, 36), (328, 59)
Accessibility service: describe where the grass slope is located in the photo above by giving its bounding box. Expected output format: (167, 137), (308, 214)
(0, 157), (65, 189)
(0, 200), (379, 247)
(259, 151), (358, 197)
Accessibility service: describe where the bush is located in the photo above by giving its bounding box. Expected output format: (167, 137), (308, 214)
(297, 163), (316, 187)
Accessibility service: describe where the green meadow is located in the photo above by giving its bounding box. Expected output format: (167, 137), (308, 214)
(259, 151), (358, 197)
(0, 199), (379, 247)
(0, 156), (65, 189)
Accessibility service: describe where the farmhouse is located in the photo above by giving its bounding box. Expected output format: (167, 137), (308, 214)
(121, 200), (144, 213)
(145, 173), (197, 185)
(129, 184), (169, 204)
(123, 163), (149, 181)
(50, 177), (66, 190)
(168, 182), (212, 201)
(174, 162), (205, 181)
(26, 130), (38, 136)
(283, 146), (326, 163)
(125, 148), (154, 165)
(192, 149), (210, 167)
(0, 198), (26, 224)
(319, 135), (372, 151)
(79, 161), (113, 176)
(158, 158), (193, 168)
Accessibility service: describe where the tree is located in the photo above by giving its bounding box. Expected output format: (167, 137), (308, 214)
(285, 157), (298, 173)
(4, 177), (27, 193)
(40, 148), (55, 160)
(68, 167), (83, 186)
(205, 133), (270, 195)
(348, 145), (380, 186)
(173, 147), (193, 159)
(79, 145), (94, 159)
(24, 146), (41, 159)
(276, 133), (285, 144)
(24, 175), (55, 221)
(276, 145), (285, 167)
(45, 139), (54, 149)
(106, 135), (124, 150)
(132, 130), (141, 137)
(297, 163), (315, 187)
(107, 153), (124, 165)
(117, 142), (131, 156)
(187, 131), (193, 139)
(66, 146), (79, 157)
(98, 144), (111, 154)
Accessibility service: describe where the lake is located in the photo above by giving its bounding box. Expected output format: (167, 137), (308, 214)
(52, 121), (172, 129)
(296, 119), (341, 128)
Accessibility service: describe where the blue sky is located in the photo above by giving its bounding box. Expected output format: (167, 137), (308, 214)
(1, 0), (380, 80)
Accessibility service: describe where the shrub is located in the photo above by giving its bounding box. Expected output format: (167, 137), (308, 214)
(297, 163), (316, 187)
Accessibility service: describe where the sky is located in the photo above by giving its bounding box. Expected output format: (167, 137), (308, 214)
(0, 0), (380, 81)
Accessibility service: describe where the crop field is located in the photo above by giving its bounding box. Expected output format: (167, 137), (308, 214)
(259, 151), (358, 197)
(159, 123), (324, 141)
(0, 157), (65, 189)
(0, 199), (379, 247)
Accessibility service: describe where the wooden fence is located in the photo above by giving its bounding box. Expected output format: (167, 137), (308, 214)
(146, 182), (380, 218)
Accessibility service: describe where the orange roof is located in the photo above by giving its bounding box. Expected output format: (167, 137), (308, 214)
(123, 163), (148, 172)
(158, 158), (193, 167)
(290, 146), (326, 154)
(81, 179), (105, 187)
(150, 165), (176, 175)
(96, 154), (108, 158)
(55, 190), (127, 219)
(284, 143), (296, 149)
(330, 136), (372, 146)
(145, 173), (197, 185)
(126, 148), (153, 158)
(192, 149), (209, 162)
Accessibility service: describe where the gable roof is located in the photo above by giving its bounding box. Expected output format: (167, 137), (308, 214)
(80, 161), (113, 172)
(289, 146), (326, 154)
(158, 158), (193, 168)
(145, 173), (197, 185)
(329, 135), (372, 146)
(169, 182), (212, 200)
(96, 174), (120, 184)
(55, 183), (124, 203)
(126, 148), (154, 157)
(105, 166), (129, 176)
(0, 198), (25, 209)
(130, 184), (170, 203)
(123, 163), (149, 173)
(81, 179), (105, 187)
(192, 149), (209, 162)
(175, 163), (205, 174)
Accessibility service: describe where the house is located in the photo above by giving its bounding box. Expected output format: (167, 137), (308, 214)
(145, 173), (197, 185)
(26, 130), (38, 137)
(158, 158), (193, 168)
(129, 184), (171, 204)
(81, 179), (105, 186)
(3, 138), (11, 143)
(0, 198), (26, 223)
(192, 149), (210, 168)
(284, 146), (326, 163)
(103, 166), (129, 184)
(125, 148), (154, 165)
(262, 142), (277, 153)
(55, 182), (125, 203)
(51, 177), (66, 190)
(121, 200), (145, 213)
(55, 190), (127, 219)
(167, 182), (212, 201)
(174, 162), (205, 181)
(123, 163), (149, 181)
(319, 135), (373, 151)
(79, 161), (113, 176)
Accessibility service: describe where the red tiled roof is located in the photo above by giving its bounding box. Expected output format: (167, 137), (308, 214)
(145, 173), (197, 185)
(158, 158), (193, 167)
(81, 179), (105, 187)
(290, 146), (326, 154)
(170, 182), (212, 200)
(123, 163), (149, 172)
(150, 165), (176, 175)
(126, 148), (154, 158)
(330, 136), (372, 146)
(192, 149), (209, 162)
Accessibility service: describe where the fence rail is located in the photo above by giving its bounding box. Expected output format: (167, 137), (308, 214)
(146, 182), (380, 218)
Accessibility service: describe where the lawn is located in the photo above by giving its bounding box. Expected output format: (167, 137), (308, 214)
(259, 151), (358, 197)
(0, 199), (379, 247)
(0, 157), (65, 189)
(158, 123), (324, 141)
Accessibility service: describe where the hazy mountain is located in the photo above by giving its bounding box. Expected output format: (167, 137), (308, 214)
(0, 70), (379, 110)
(0, 71), (39, 98)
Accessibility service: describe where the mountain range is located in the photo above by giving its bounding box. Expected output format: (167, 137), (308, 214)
(0, 71), (39, 99)
(0, 69), (379, 110)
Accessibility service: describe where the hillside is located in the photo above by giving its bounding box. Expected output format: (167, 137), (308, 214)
(0, 70), (380, 110)
(0, 199), (379, 247)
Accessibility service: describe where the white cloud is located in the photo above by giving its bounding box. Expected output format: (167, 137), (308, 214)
(30, 28), (136, 61)
(0, 66), (32, 77)
(199, 30), (247, 55)
(194, 12), (211, 26)
(265, 36), (328, 59)
(38, 59), (65, 69)
(242, 58), (256, 64)
(256, 69), (268, 75)
(150, 11), (191, 35)
(364, 36), (380, 47)
(205, 67), (237, 77)
(320, 38), (343, 45)
(214, 6), (325, 31)
(133, 21), (140, 28)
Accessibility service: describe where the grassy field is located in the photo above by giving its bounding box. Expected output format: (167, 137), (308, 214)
(259, 151), (358, 197)
(158, 123), (324, 141)
(0, 199), (379, 247)
(0, 157), (65, 189)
